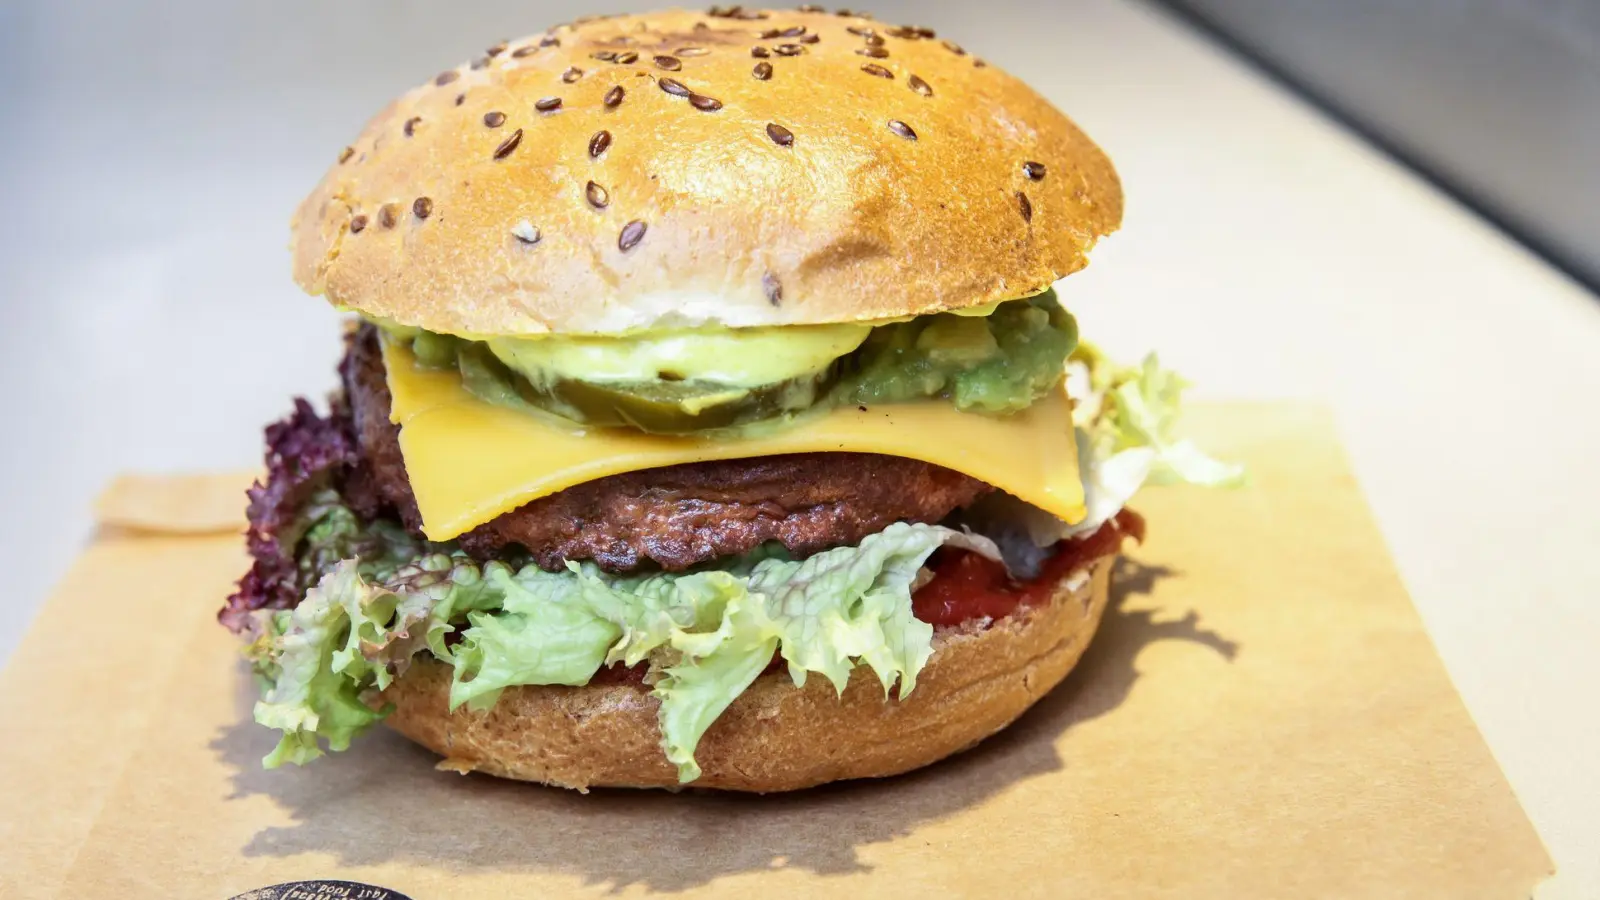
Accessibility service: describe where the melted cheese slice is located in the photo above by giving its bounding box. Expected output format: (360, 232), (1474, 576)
(382, 339), (1085, 540)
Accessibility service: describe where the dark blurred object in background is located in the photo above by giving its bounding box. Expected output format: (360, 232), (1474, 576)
(1165, 0), (1600, 290)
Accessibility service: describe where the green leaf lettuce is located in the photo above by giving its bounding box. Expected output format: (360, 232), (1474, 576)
(248, 519), (998, 782)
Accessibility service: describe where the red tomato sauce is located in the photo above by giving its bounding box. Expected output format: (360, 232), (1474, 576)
(585, 511), (1143, 685)
(911, 510), (1141, 627)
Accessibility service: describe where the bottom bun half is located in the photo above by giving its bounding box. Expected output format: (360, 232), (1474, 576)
(381, 554), (1116, 792)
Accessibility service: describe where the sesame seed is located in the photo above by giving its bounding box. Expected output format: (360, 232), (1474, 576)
(618, 219), (647, 251)
(887, 119), (917, 140)
(604, 85), (626, 107)
(412, 197), (433, 219)
(540, 35), (560, 47)
(589, 129), (612, 158)
(486, 41), (507, 57)
(512, 45), (538, 58)
(435, 70), (459, 86)
(942, 40), (966, 55)
(836, 8), (855, 15)
(654, 55), (682, 71)
(974, 58), (988, 68)
(403, 116), (422, 137)
(615, 50), (639, 64)
(493, 128), (523, 159)
(455, 93), (466, 106)
(753, 61), (773, 79)
(799, 33), (820, 43)
(763, 272), (783, 306)
(378, 204), (398, 229)
(659, 77), (691, 97)
(350, 214), (369, 233)
(751, 46), (771, 58)
(846, 25), (874, 37)
(689, 93), (723, 111)
(762, 25), (806, 38)
(1023, 161), (1047, 180)
(512, 220), (541, 244)
(586, 180), (611, 209)
(338, 146), (354, 163)
(861, 63), (892, 78)
(592, 50), (618, 62)
(907, 74), (932, 96)
(676, 46), (710, 56)
(562, 67), (583, 83)
(694, 21), (710, 30)
(470, 56), (489, 70)
(1018, 192), (1033, 222)
(775, 43), (805, 56)
(856, 45), (888, 58)
(535, 96), (563, 112)
(766, 122), (794, 145)
(482, 110), (506, 128)
(799, 4), (823, 11)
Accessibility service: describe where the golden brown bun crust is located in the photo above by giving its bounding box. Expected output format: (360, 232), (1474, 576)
(291, 8), (1122, 336)
(380, 554), (1113, 792)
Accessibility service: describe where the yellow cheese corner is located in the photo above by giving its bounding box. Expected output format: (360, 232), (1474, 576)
(381, 339), (1085, 540)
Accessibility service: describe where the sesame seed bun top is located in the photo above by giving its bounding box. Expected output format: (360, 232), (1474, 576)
(290, 7), (1123, 336)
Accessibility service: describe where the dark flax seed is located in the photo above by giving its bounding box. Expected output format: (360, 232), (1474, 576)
(589, 130), (612, 158)
(766, 122), (794, 145)
(618, 219), (647, 251)
(494, 128), (523, 159)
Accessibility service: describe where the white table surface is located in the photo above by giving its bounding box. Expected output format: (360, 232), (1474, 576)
(2, 1), (1596, 896)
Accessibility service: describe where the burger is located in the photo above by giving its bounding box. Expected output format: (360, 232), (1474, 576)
(222, 6), (1237, 792)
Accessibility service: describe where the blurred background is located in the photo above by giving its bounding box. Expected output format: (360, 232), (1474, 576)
(1, 0), (1598, 893)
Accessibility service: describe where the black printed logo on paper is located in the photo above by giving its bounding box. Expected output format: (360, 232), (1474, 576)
(228, 881), (414, 900)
